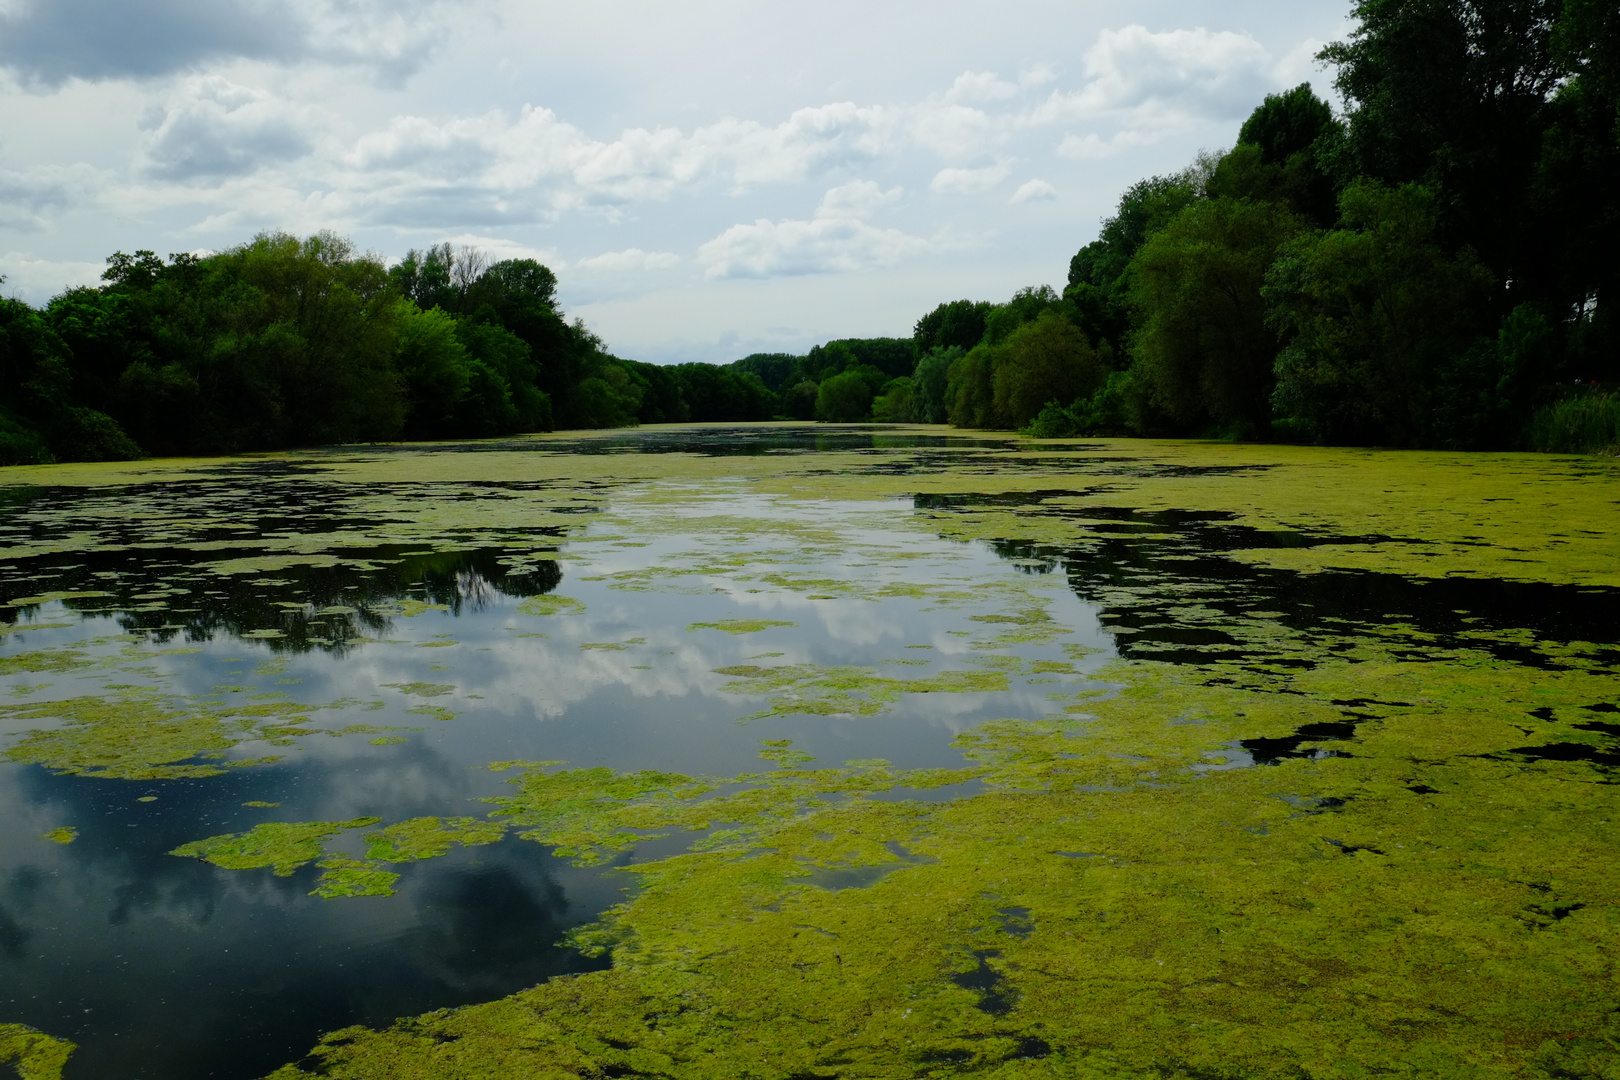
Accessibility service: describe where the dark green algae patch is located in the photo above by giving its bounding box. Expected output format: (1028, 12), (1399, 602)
(1, 429), (1617, 1079)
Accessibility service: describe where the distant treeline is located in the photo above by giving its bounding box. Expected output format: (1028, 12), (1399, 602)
(1, 0), (1614, 463)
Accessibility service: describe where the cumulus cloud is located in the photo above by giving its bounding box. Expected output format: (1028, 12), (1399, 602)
(943, 71), (1018, 105)
(816, 179), (902, 219)
(698, 182), (928, 279)
(0, 0), (454, 86)
(574, 248), (680, 272)
(1009, 179), (1057, 203)
(930, 162), (1010, 195)
(137, 76), (318, 180)
(1032, 25), (1274, 151)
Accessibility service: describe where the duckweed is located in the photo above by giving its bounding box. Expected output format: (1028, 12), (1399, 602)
(0, 1024), (75, 1080)
(4, 429), (1618, 1079)
(38, 826), (75, 845)
(685, 619), (797, 634)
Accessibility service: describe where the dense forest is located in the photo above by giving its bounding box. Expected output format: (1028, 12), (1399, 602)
(0, 0), (1614, 463)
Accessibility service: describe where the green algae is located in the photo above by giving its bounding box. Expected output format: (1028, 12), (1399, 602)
(38, 826), (75, 845)
(6, 431), (1620, 1078)
(0, 1024), (75, 1080)
(516, 594), (584, 617)
(171, 818), (382, 876)
(310, 858), (401, 899)
(362, 817), (505, 861)
(686, 619), (797, 634)
(713, 662), (1009, 718)
(384, 682), (454, 697)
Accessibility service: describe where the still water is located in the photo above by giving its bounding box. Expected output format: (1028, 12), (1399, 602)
(0, 427), (1615, 1079)
(0, 430), (1110, 1078)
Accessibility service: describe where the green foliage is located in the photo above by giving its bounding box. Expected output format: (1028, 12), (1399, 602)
(780, 379), (818, 421)
(910, 346), (958, 424)
(944, 344), (995, 428)
(1265, 181), (1498, 446)
(869, 376), (915, 422)
(912, 299), (992, 354)
(815, 370), (874, 422)
(991, 310), (1109, 429)
(728, 353), (802, 393)
(1527, 389), (1620, 453)
(1131, 197), (1307, 437)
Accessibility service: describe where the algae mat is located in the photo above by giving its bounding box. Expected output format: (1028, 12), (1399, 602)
(0, 425), (1614, 1080)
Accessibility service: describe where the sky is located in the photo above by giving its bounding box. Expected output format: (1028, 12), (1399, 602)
(0, 0), (1352, 365)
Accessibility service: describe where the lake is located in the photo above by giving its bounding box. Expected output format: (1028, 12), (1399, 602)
(0, 425), (1615, 1079)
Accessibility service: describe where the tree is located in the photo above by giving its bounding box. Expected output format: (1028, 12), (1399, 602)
(911, 347), (959, 424)
(871, 377), (916, 422)
(1209, 85), (1342, 224)
(991, 311), (1108, 429)
(1265, 181), (1498, 446)
(1130, 197), (1307, 437)
(782, 380), (819, 421)
(815, 371), (874, 422)
(913, 300), (992, 354)
(1320, 0), (1564, 298)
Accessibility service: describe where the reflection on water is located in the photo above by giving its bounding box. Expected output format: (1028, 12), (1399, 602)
(0, 444), (1113, 1079)
(1, 427), (1615, 1079)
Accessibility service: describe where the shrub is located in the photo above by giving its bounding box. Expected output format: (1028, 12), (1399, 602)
(1527, 391), (1620, 454)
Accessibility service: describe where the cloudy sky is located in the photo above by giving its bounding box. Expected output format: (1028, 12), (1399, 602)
(0, 0), (1350, 364)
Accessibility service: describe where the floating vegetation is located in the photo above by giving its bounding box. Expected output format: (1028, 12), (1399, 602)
(0, 1024), (75, 1080)
(2, 431), (1617, 1079)
(516, 594), (584, 617)
(39, 826), (75, 845)
(383, 682), (454, 697)
(685, 619), (797, 634)
(171, 818), (382, 877)
(713, 662), (1009, 718)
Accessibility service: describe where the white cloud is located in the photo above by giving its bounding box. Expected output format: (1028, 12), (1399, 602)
(1031, 24), (1274, 155)
(138, 76), (319, 180)
(575, 247), (680, 272)
(1009, 179), (1056, 203)
(930, 162), (1010, 195)
(0, 251), (103, 298)
(943, 70), (1017, 105)
(697, 182), (931, 280)
(815, 179), (901, 220)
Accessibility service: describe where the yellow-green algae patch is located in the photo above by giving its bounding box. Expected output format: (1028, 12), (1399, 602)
(685, 619), (797, 634)
(171, 818), (381, 876)
(7, 431), (1620, 1078)
(0, 688), (400, 779)
(713, 662), (1010, 718)
(362, 817), (505, 861)
(38, 826), (75, 845)
(0, 1024), (75, 1080)
(262, 645), (1620, 1079)
(516, 594), (584, 617)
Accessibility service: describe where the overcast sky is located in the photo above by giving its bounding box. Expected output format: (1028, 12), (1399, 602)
(0, 0), (1351, 364)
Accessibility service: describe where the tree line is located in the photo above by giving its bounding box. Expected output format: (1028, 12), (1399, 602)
(0, 0), (1613, 463)
(890, 0), (1616, 452)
